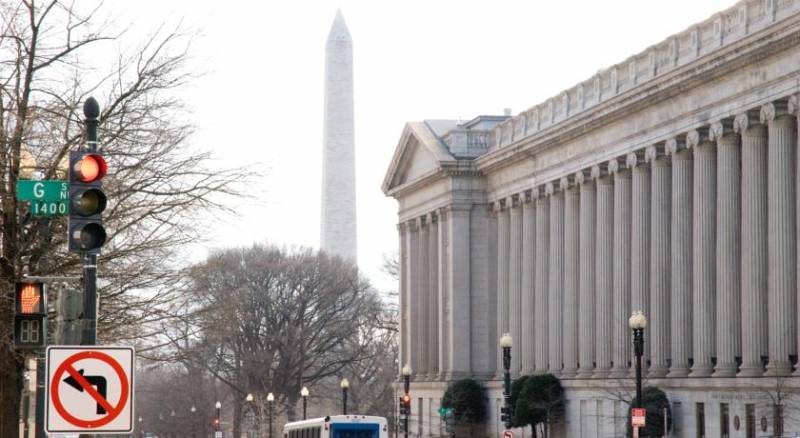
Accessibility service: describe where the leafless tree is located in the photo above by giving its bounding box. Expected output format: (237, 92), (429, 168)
(0, 1), (248, 432)
(170, 245), (388, 437)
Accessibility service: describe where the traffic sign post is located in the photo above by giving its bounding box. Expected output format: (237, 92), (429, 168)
(45, 346), (135, 434)
(631, 407), (646, 438)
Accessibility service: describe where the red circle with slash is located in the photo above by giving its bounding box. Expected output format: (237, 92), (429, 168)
(50, 350), (129, 428)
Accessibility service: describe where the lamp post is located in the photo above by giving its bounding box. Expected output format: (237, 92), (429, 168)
(190, 406), (196, 438)
(267, 392), (275, 438)
(340, 378), (350, 415)
(629, 310), (647, 438)
(500, 333), (513, 430)
(138, 416), (143, 438)
(401, 364), (412, 438)
(301, 387), (310, 420)
(215, 401), (222, 433)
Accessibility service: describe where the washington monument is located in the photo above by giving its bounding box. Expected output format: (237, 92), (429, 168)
(320, 10), (357, 261)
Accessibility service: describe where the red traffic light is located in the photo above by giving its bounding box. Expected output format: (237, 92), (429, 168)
(72, 154), (107, 183)
(402, 394), (411, 406)
(15, 282), (44, 315)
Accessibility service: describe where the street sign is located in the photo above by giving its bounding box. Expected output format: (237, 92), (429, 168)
(16, 180), (69, 201)
(45, 346), (135, 434)
(503, 430), (515, 438)
(632, 408), (646, 427)
(32, 200), (69, 216)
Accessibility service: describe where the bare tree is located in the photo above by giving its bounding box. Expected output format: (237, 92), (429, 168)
(0, 1), (248, 432)
(173, 245), (386, 436)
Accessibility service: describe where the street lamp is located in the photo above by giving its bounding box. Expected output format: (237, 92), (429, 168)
(301, 386), (310, 420)
(500, 333), (513, 430)
(401, 364), (412, 438)
(267, 392), (275, 438)
(629, 310), (647, 438)
(215, 401), (222, 432)
(138, 416), (143, 438)
(629, 311), (647, 408)
(246, 393), (254, 403)
(340, 378), (350, 415)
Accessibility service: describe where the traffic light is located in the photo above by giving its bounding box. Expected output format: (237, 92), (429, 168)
(402, 394), (412, 415)
(445, 410), (455, 434)
(68, 151), (107, 253)
(213, 417), (220, 430)
(398, 396), (406, 417)
(14, 281), (46, 348)
(500, 405), (513, 428)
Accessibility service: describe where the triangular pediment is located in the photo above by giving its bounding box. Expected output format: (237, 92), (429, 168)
(382, 122), (456, 195)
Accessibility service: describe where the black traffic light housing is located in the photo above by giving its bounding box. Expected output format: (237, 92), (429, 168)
(14, 281), (47, 348)
(500, 405), (513, 428)
(68, 151), (108, 253)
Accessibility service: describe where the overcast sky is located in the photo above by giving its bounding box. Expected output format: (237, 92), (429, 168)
(104, 0), (737, 291)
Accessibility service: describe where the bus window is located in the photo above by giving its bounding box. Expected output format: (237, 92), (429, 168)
(330, 423), (380, 438)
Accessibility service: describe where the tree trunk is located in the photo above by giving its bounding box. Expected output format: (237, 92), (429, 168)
(233, 395), (242, 438)
(0, 357), (23, 438)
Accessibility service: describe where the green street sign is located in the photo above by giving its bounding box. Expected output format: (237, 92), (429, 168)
(16, 180), (68, 202)
(31, 200), (69, 217)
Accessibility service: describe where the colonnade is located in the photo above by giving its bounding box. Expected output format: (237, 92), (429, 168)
(398, 95), (800, 381)
(490, 96), (800, 379)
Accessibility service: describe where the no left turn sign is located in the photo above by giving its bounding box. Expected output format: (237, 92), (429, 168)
(46, 346), (135, 434)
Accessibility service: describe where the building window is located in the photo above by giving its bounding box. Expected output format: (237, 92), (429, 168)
(720, 403), (729, 438)
(745, 404), (755, 438)
(418, 397), (423, 436)
(696, 402), (705, 438)
(773, 403), (784, 437)
(673, 401), (682, 434)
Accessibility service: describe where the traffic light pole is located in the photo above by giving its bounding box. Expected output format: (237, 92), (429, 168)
(80, 98), (100, 347)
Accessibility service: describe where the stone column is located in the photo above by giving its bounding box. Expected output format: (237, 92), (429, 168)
(521, 194), (536, 374)
(610, 159), (632, 378)
(548, 183), (565, 376)
(711, 121), (741, 377)
(629, 153), (651, 371)
(437, 208), (450, 377)
(535, 189), (550, 374)
(562, 177), (580, 378)
(666, 138), (692, 378)
(736, 112), (768, 377)
(428, 212), (440, 377)
(509, 196), (523, 376)
(763, 102), (797, 376)
(689, 130), (717, 377)
(791, 95), (800, 376)
(646, 145), (670, 378)
(594, 166), (614, 378)
(447, 204), (472, 378)
(418, 216), (430, 376)
(405, 219), (420, 374)
(398, 223), (408, 373)
(496, 200), (510, 374)
(577, 170), (596, 378)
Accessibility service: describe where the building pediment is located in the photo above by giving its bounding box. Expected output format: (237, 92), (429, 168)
(382, 121), (457, 197)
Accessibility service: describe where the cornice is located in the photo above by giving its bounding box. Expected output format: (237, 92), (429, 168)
(474, 8), (800, 174)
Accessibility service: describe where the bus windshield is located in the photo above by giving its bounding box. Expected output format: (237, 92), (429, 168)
(330, 423), (379, 438)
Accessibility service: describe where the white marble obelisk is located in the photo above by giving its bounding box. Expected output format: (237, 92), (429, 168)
(321, 10), (357, 261)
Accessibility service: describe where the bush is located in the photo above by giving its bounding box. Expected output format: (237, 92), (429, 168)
(627, 386), (672, 437)
(441, 378), (486, 424)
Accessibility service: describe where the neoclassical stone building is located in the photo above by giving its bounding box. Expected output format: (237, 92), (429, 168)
(383, 1), (800, 437)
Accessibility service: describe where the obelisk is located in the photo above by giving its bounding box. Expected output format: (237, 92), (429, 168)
(321, 10), (357, 261)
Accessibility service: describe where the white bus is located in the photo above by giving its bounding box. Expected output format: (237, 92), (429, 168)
(284, 415), (389, 438)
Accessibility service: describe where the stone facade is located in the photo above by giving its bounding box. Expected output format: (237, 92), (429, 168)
(383, 1), (800, 437)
